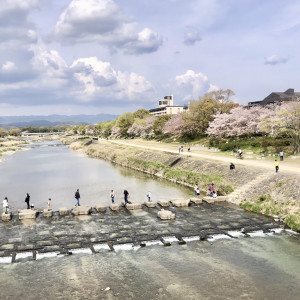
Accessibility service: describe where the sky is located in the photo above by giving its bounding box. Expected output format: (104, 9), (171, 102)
(0, 0), (299, 116)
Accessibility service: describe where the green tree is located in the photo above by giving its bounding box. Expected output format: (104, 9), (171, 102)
(133, 109), (150, 119)
(115, 112), (135, 137)
(0, 127), (8, 137)
(8, 127), (21, 136)
(153, 115), (172, 136)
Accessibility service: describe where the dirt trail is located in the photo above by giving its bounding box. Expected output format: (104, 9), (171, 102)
(107, 139), (300, 175)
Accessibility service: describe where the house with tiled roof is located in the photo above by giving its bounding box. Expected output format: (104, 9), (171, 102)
(248, 89), (300, 106)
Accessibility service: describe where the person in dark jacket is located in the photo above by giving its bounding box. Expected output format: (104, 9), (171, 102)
(25, 193), (30, 209)
(75, 189), (80, 206)
(124, 189), (129, 204)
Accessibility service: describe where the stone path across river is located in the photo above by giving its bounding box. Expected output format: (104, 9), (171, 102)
(0, 202), (282, 263)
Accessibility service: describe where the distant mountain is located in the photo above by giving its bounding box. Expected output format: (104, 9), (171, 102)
(0, 113), (119, 128)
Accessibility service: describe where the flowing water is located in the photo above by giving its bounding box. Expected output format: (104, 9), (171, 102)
(0, 140), (299, 299)
(0, 140), (191, 211)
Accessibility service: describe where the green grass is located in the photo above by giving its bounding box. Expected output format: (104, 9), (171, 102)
(285, 215), (300, 231)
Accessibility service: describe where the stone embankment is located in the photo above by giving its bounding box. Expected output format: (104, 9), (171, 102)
(0, 200), (283, 263)
(61, 137), (300, 231)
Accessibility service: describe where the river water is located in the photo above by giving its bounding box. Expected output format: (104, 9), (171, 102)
(0, 140), (191, 211)
(0, 140), (299, 299)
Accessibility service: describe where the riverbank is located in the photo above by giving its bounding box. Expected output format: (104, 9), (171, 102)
(0, 137), (29, 162)
(62, 137), (300, 231)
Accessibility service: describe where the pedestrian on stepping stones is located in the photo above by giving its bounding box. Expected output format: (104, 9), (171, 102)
(124, 189), (129, 204)
(3, 197), (9, 214)
(47, 198), (51, 210)
(25, 193), (30, 209)
(146, 191), (151, 202)
(194, 184), (199, 197)
(209, 184), (214, 197)
(110, 189), (115, 203)
(75, 189), (80, 206)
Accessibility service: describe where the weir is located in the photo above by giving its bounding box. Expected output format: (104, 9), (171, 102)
(0, 201), (283, 263)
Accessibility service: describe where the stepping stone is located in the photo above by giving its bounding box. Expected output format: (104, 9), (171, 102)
(189, 197), (203, 205)
(109, 204), (120, 211)
(157, 209), (175, 220)
(170, 198), (190, 207)
(18, 209), (37, 220)
(157, 199), (169, 207)
(95, 205), (106, 212)
(2, 212), (12, 222)
(43, 209), (52, 217)
(203, 196), (229, 203)
(72, 205), (92, 215)
(121, 201), (142, 210)
(144, 201), (156, 208)
(59, 207), (69, 216)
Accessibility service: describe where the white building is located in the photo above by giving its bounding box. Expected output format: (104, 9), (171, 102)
(149, 95), (188, 116)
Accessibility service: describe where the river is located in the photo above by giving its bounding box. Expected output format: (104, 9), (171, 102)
(0, 140), (299, 299)
(0, 140), (191, 211)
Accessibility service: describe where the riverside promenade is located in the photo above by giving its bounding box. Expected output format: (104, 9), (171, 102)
(0, 201), (281, 263)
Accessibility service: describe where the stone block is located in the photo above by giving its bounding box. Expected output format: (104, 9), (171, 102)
(189, 197), (203, 205)
(72, 205), (92, 216)
(109, 204), (120, 211)
(18, 209), (37, 220)
(95, 205), (106, 212)
(43, 209), (52, 217)
(2, 212), (12, 222)
(144, 201), (156, 208)
(121, 201), (142, 210)
(157, 209), (176, 220)
(59, 208), (69, 216)
(203, 196), (228, 203)
(170, 198), (190, 207)
(157, 199), (169, 207)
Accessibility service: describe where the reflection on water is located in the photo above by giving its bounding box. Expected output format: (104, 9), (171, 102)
(0, 233), (299, 300)
(0, 140), (191, 211)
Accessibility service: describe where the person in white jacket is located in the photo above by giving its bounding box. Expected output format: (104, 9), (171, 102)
(3, 197), (9, 214)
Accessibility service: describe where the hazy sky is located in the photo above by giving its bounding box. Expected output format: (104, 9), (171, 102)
(0, 0), (299, 116)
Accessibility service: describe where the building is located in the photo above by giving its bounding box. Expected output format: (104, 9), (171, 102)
(248, 88), (300, 106)
(149, 95), (188, 116)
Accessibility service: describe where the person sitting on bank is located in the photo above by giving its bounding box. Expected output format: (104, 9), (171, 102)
(3, 197), (9, 214)
(230, 162), (235, 170)
(209, 183), (214, 197)
(212, 191), (217, 199)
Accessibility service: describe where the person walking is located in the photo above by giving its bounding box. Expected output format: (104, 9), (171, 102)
(146, 191), (151, 202)
(124, 189), (129, 204)
(209, 184), (214, 197)
(274, 160), (279, 173)
(3, 197), (9, 214)
(75, 189), (80, 206)
(279, 151), (284, 161)
(188, 145), (190, 152)
(110, 190), (115, 204)
(25, 193), (30, 209)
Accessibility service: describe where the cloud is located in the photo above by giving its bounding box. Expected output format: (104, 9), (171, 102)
(173, 70), (212, 102)
(184, 27), (201, 45)
(2, 61), (17, 72)
(264, 55), (288, 65)
(70, 57), (155, 101)
(54, 0), (163, 54)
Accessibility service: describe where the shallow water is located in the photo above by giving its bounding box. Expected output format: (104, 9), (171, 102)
(0, 233), (299, 300)
(0, 140), (190, 211)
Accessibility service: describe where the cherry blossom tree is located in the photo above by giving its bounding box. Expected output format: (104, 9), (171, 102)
(163, 113), (184, 137)
(206, 105), (279, 137)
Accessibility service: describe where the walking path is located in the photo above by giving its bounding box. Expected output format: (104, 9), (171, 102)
(107, 139), (300, 175)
